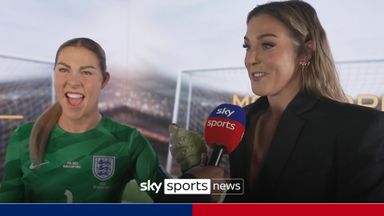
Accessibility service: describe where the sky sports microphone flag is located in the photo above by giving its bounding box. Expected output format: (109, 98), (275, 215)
(204, 104), (246, 166)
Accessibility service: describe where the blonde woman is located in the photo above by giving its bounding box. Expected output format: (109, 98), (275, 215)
(228, 0), (384, 202)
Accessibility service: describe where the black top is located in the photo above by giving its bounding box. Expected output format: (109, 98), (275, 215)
(227, 92), (384, 202)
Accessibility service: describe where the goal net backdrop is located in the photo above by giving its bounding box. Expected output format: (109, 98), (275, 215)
(167, 60), (384, 172)
(0, 55), (54, 178)
(173, 60), (384, 135)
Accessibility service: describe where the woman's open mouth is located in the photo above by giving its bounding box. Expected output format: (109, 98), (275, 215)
(251, 72), (267, 81)
(65, 92), (85, 107)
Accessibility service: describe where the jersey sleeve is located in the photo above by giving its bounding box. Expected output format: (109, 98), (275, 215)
(130, 129), (166, 202)
(0, 126), (26, 202)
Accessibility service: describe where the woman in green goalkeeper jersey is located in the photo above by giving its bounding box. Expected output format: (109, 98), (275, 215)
(0, 38), (170, 203)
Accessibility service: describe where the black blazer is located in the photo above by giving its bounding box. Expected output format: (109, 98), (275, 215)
(227, 92), (384, 202)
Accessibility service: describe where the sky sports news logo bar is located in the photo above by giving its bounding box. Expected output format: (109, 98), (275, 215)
(140, 178), (244, 195)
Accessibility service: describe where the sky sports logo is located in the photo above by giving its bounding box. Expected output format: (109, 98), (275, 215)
(140, 178), (244, 195)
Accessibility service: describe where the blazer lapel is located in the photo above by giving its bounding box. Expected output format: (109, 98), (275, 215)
(229, 97), (268, 177)
(227, 96), (268, 202)
(256, 92), (318, 194)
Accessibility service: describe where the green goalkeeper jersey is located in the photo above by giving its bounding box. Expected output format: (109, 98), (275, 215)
(0, 116), (165, 203)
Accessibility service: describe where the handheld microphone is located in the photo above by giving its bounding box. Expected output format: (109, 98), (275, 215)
(204, 104), (246, 166)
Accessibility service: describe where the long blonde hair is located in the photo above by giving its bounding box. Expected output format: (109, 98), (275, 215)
(29, 38), (108, 165)
(247, 0), (347, 102)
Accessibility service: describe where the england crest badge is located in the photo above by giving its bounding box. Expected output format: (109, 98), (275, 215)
(93, 156), (115, 181)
